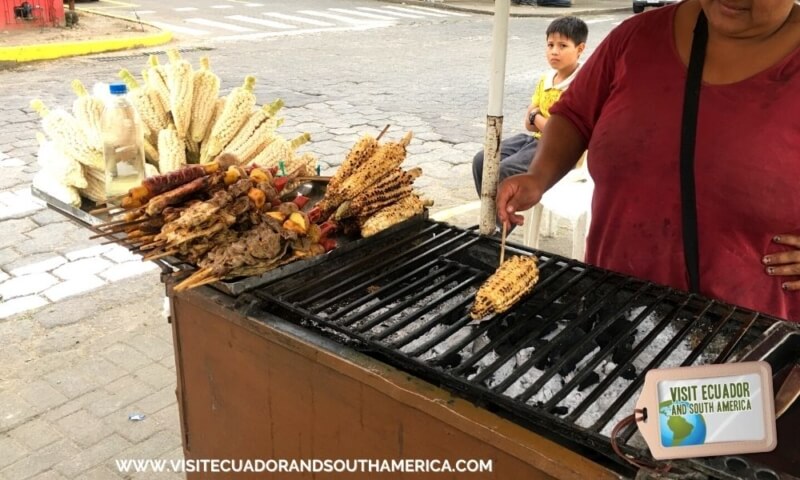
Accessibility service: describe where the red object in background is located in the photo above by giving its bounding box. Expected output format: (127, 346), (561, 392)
(1, 0), (63, 29)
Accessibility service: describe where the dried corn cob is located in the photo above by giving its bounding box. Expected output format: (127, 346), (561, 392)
(35, 132), (87, 189)
(469, 256), (539, 320)
(166, 49), (194, 139)
(71, 79), (104, 151)
(120, 69), (169, 135)
(360, 192), (423, 238)
(332, 131), (412, 206)
(248, 132), (310, 169)
(223, 99), (284, 164)
(143, 135), (160, 166)
(158, 126), (186, 174)
(145, 55), (170, 113)
(335, 167), (421, 220)
(201, 76), (257, 163)
(189, 57), (221, 144)
(33, 171), (81, 207)
(327, 134), (378, 194)
(30, 99), (103, 170)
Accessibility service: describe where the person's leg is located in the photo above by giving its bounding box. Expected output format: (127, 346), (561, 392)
(498, 136), (538, 183)
(473, 133), (533, 196)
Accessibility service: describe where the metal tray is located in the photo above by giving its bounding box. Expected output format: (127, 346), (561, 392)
(32, 182), (430, 296)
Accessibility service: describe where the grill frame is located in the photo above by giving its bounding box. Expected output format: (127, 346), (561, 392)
(249, 220), (788, 478)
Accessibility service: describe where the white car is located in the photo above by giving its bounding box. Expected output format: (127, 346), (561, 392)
(632, 0), (679, 13)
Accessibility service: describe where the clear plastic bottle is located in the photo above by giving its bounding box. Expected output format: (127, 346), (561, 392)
(102, 83), (145, 203)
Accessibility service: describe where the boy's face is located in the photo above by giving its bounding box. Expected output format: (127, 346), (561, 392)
(546, 33), (585, 72)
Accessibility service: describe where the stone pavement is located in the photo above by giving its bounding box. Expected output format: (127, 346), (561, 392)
(0, 7), (625, 478)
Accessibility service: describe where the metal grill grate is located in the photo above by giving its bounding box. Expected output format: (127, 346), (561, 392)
(251, 220), (784, 476)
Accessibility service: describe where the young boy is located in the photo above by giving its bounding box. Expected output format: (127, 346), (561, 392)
(472, 16), (588, 197)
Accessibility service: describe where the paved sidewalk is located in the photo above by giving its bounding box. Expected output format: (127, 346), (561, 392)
(390, 0), (632, 17)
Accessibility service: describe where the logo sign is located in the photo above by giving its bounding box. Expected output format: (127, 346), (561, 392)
(635, 362), (776, 459)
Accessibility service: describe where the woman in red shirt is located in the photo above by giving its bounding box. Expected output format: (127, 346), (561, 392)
(496, 0), (800, 321)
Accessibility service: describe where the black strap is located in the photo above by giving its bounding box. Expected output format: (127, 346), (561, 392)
(680, 11), (708, 293)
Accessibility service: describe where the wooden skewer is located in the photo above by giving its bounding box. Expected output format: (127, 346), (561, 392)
(89, 230), (128, 240)
(143, 250), (178, 262)
(499, 222), (507, 266)
(376, 124), (390, 141)
(89, 205), (125, 216)
(97, 216), (149, 230)
(294, 176), (331, 183)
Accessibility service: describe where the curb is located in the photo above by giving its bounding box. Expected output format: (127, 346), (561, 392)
(379, 0), (630, 17)
(0, 9), (172, 64)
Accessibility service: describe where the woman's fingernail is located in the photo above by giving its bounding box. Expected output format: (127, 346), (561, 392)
(783, 283), (789, 291)
(767, 267), (774, 275)
(763, 256), (771, 264)
(774, 235), (781, 242)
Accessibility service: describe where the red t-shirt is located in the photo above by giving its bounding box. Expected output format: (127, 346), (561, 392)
(550, 5), (800, 321)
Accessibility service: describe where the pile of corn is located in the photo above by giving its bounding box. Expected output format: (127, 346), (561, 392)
(30, 49), (316, 206)
(319, 131), (430, 238)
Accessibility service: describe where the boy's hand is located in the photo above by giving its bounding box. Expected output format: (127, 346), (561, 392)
(496, 173), (543, 228)
(763, 234), (800, 291)
(525, 106), (540, 132)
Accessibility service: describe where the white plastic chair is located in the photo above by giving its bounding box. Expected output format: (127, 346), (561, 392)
(521, 155), (593, 261)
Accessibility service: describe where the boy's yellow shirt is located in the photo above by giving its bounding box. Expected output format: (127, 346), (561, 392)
(530, 63), (582, 138)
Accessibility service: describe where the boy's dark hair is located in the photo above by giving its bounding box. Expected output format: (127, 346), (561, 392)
(546, 16), (588, 46)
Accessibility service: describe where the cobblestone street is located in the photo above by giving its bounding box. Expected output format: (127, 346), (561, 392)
(0, 7), (623, 478)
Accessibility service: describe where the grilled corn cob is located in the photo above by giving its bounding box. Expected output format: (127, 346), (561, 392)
(158, 126), (186, 174)
(223, 99), (284, 164)
(145, 55), (170, 113)
(335, 167), (421, 220)
(70, 79), (104, 151)
(143, 135), (160, 166)
(469, 256), (539, 320)
(248, 132), (310, 169)
(120, 69), (169, 135)
(189, 57), (221, 144)
(327, 134), (378, 193)
(30, 99), (103, 169)
(202, 76), (257, 163)
(332, 131), (412, 206)
(360, 192), (424, 238)
(166, 49), (194, 139)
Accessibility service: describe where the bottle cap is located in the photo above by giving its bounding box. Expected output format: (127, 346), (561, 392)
(109, 83), (128, 95)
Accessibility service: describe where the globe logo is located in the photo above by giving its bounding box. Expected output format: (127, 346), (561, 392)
(659, 400), (707, 447)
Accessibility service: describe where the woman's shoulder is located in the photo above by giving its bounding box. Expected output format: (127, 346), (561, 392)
(604, 4), (678, 48)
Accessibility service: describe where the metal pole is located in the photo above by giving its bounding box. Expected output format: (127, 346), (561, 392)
(479, 0), (510, 235)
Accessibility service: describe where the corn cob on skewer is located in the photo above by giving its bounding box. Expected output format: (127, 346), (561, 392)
(120, 69), (169, 136)
(30, 99), (103, 170)
(189, 57), (221, 144)
(359, 192), (423, 238)
(71, 79), (104, 151)
(202, 76), (257, 163)
(335, 167), (421, 220)
(145, 55), (170, 113)
(248, 132), (311, 169)
(469, 256), (539, 320)
(166, 49), (194, 139)
(158, 126), (187, 174)
(332, 131), (413, 206)
(223, 99), (284, 164)
(327, 134), (378, 194)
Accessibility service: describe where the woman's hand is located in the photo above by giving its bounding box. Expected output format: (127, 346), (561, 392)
(763, 234), (800, 291)
(496, 173), (544, 229)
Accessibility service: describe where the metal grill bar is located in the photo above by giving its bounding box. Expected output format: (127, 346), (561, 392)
(486, 277), (634, 393)
(343, 267), (466, 329)
(250, 220), (782, 475)
(452, 267), (597, 376)
(311, 231), (477, 314)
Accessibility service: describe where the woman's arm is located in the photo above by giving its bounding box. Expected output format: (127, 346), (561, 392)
(496, 114), (587, 227)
